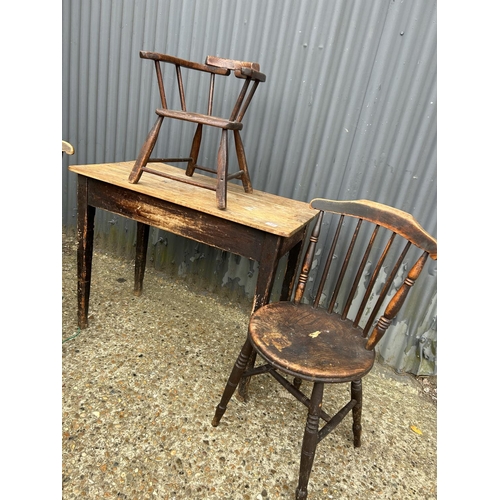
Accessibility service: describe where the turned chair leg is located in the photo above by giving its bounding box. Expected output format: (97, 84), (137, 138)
(212, 338), (254, 427)
(351, 379), (363, 448)
(296, 382), (324, 500)
(129, 116), (164, 183)
(237, 349), (257, 402)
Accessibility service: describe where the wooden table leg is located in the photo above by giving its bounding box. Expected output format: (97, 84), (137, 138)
(279, 236), (304, 301)
(134, 222), (150, 296)
(76, 176), (96, 329)
(251, 233), (283, 313)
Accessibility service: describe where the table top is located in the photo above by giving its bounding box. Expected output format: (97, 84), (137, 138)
(69, 161), (317, 238)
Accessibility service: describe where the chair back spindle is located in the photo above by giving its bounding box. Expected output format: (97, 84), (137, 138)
(353, 231), (396, 328)
(207, 73), (215, 115)
(295, 199), (437, 350)
(175, 65), (187, 111)
(327, 218), (362, 314)
(312, 214), (343, 309)
(154, 60), (168, 109)
(342, 224), (380, 321)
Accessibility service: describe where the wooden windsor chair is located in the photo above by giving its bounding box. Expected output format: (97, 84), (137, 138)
(128, 51), (266, 210)
(212, 198), (437, 499)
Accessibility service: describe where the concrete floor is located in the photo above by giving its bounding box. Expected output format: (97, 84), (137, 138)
(62, 232), (436, 499)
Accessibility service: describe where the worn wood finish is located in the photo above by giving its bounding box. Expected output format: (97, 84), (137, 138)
(128, 50), (266, 210)
(249, 303), (375, 383)
(69, 161), (317, 330)
(155, 109), (244, 130)
(139, 51), (231, 75)
(296, 382), (323, 500)
(212, 197), (437, 499)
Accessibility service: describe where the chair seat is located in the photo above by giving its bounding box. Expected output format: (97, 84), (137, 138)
(249, 302), (375, 383)
(156, 108), (244, 130)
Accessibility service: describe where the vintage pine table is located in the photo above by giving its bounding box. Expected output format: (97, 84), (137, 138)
(69, 161), (318, 329)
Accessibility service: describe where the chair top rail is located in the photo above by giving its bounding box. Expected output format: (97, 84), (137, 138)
(140, 51), (230, 75)
(310, 198), (437, 259)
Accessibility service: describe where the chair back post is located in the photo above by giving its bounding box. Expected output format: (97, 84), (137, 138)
(294, 211), (323, 304)
(365, 250), (430, 350)
(154, 60), (168, 109)
(362, 240), (411, 336)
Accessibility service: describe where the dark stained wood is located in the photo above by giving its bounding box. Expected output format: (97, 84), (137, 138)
(76, 176), (95, 329)
(350, 379), (363, 447)
(212, 197), (437, 499)
(249, 302), (375, 383)
(342, 224), (379, 319)
(69, 161), (317, 331)
(128, 50), (266, 210)
(296, 382), (323, 500)
(186, 124), (203, 177)
(134, 222), (150, 296)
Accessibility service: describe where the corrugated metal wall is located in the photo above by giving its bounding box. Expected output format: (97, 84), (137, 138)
(62, 0), (437, 375)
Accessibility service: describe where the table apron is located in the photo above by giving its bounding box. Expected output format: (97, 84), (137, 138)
(87, 178), (294, 262)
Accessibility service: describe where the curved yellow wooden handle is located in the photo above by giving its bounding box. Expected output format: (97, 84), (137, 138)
(62, 140), (74, 155)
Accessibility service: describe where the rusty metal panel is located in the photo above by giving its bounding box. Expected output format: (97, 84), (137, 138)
(62, 0), (436, 375)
